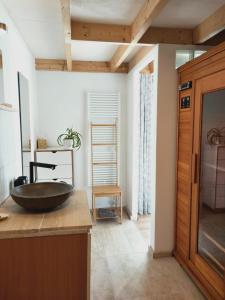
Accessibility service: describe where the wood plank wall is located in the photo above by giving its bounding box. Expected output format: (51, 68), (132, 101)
(175, 88), (193, 260)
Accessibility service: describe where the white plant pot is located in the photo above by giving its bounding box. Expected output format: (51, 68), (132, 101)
(63, 139), (73, 149)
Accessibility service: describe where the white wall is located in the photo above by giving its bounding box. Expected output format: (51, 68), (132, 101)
(153, 45), (177, 253)
(127, 44), (209, 254)
(0, 66), (3, 102)
(0, 2), (37, 203)
(126, 46), (159, 220)
(19, 73), (31, 148)
(36, 71), (127, 206)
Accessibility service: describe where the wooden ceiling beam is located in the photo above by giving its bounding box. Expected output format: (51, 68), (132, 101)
(140, 27), (193, 45)
(131, 0), (168, 43)
(35, 59), (128, 73)
(140, 61), (154, 74)
(193, 3), (225, 44)
(110, 45), (130, 71)
(129, 46), (154, 72)
(71, 21), (131, 43)
(110, 0), (168, 71)
(60, 0), (72, 71)
(71, 21), (193, 45)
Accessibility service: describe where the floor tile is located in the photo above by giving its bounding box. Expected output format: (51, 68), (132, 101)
(91, 214), (205, 300)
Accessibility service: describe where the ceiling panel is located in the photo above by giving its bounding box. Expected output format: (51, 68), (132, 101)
(71, 41), (118, 61)
(15, 20), (65, 59)
(2, 0), (65, 58)
(71, 0), (145, 25)
(71, 41), (146, 64)
(2, 0), (61, 22)
(152, 0), (225, 28)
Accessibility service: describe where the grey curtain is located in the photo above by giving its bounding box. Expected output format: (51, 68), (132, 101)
(138, 73), (153, 215)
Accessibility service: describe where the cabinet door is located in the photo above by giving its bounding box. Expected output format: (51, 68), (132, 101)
(37, 165), (72, 180)
(36, 151), (72, 165)
(191, 70), (225, 299)
(37, 178), (73, 185)
(35, 150), (74, 186)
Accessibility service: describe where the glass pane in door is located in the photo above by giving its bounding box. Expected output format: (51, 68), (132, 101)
(198, 88), (225, 277)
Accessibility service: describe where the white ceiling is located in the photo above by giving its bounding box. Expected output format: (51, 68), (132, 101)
(2, 0), (65, 59)
(1, 0), (225, 61)
(71, 0), (145, 25)
(71, 41), (118, 61)
(152, 0), (225, 28)
(71, 41), (144, 62)
(71, 0), (225, 28)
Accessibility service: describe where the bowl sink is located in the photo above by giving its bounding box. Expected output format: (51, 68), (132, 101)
(11, 182), (74, 212)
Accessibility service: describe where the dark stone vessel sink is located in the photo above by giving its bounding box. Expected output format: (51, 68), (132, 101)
(11, 182), (74, 212)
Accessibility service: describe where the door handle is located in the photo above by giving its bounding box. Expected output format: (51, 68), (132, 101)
(193, 153), (198, 184)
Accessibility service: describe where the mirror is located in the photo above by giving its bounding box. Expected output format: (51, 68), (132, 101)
(18, 72), (31, 179)
(0, 50), (4, 103)
(198, 88), (225, 277)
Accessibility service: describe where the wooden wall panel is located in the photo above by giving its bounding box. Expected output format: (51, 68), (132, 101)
(176, 42), (225, 300)
(175, 92), (193, 260)
(0, 234), (89, 300)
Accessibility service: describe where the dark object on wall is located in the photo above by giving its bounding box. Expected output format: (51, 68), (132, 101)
(180, 96), (190, 109)
(179, 81), (192, 91)
(14, 176), (28, 187)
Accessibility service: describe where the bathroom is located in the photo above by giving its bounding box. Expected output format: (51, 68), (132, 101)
(1, 0), (225, 299)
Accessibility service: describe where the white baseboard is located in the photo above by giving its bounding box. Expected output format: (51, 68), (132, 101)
(126, 207), (138, 221)
(149, 246), (173, 258)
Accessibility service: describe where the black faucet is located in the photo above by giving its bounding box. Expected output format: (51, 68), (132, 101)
(29, 162), (57, 184)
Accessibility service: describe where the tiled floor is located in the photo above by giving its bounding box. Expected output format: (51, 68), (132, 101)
(91, 214), (205, 300)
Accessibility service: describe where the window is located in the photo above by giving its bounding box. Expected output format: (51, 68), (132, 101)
(176, 50), (206, 69)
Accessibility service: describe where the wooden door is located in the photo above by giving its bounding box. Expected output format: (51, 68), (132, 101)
(191, 70), (225, 299)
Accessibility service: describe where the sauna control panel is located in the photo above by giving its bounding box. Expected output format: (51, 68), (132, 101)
(180, 96), (190, 109)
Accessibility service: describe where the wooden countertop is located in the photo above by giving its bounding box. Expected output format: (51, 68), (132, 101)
(0, 191), (92, 239)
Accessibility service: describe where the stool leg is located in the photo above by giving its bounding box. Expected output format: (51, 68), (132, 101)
(115, 195), (118, 220)
(93, 195), (97, 225)
(120, 193), (123, 224)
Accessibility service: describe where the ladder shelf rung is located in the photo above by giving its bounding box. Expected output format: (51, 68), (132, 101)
(92, 143), (116, 146)
(91, 124), (116, 127)
(93, 162), (117, 166)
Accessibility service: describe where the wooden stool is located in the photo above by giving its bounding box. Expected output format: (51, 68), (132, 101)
(92, 185), (122, 224)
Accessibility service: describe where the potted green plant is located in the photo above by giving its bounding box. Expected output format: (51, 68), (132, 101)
(207, 128), (222, 145)
(57, 128), (82, 150)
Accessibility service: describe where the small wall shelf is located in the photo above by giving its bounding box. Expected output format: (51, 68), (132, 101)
(0, 103), (17, 112)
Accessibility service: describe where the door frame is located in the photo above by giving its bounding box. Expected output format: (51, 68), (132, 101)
(191, 69), (225, 299)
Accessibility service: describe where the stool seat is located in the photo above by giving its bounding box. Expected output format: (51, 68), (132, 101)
(92, 185), (121, 196)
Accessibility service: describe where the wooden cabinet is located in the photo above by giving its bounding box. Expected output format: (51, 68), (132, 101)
(35, 148), (74, 186)
(176, 42), (225, 300)
(0, 191), (92, 300)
